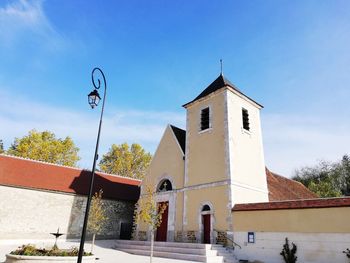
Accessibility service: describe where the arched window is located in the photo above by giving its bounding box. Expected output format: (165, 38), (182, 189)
(157, 179), (172, 192)
(202, 204), (211, 212)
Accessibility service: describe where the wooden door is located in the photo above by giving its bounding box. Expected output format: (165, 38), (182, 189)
(202, 214), (211, 244)
(156, 201), (168, 241)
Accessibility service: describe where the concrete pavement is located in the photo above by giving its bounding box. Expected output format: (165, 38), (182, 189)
(0, 240), (199, 263)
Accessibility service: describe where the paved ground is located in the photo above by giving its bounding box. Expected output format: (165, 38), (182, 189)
(0, 240), (198, 263)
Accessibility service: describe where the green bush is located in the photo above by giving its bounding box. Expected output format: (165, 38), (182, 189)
(10, 244), (92, 257)
(280, 238), (297, 263)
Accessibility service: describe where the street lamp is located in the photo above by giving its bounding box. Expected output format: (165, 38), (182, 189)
(77, 67), (107, 263)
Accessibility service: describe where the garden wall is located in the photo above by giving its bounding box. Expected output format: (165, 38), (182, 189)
(232, 198), (350, 263)
(0, 185), (135, 241)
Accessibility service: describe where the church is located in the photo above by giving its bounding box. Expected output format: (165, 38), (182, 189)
(135, 73), (350, 263)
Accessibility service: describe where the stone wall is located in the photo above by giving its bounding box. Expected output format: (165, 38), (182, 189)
(0, 185), (135, 240)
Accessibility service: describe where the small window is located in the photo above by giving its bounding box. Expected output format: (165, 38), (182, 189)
(242, 108), (250, 131)
(157, 179), (172, 192)
(202, 204), (211, 212)
(200, 107), (210, 131)
(248, 232), (255, 243)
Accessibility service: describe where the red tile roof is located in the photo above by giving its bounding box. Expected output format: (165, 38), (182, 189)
(266, 168), (317, 201)
(233, 197), (350, 211)
(0, 154), (141, 201)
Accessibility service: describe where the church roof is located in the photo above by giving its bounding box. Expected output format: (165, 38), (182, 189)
(170, 125), (186, 154)
(182, 74), (263, 108)
(266, 168), (317, 201)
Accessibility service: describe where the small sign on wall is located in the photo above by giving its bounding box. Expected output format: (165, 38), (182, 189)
(248, 232), (255, 243)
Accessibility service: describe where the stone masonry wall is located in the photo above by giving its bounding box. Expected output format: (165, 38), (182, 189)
(0, 185), (135, 240)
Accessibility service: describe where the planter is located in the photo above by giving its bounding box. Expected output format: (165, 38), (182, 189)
(5, 254), (95, 263)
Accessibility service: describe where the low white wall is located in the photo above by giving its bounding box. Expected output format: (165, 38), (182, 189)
(233, 231), (350, 263)
(0, 185), (134, 240)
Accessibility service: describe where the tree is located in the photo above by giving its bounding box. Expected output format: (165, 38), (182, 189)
(99, 143), (152, 179)
(87, 189), (108, 254)
(134, 184), (167, 263)
(7, 130), (80, 167)
(292, 155), (350, 197)
(0, 140), (4, 154)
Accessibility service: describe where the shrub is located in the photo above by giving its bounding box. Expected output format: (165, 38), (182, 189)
(343, 248), (350, 261)
(280, 238), (297, 263)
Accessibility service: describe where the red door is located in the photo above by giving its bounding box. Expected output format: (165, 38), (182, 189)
(156, 201), (168, 241)
(202, 214), (211, 244)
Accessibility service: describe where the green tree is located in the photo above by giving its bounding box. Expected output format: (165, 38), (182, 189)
(293, 154), (350, 197)
(87, 189), (108, 254)
(99, 143), (152, 179)
(134, 184), (167, 263)
(0, 140), (4, 154)
(7, 130), (80, 167)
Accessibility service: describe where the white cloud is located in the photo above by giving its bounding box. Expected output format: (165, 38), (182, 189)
(0, 0), (64, 48)
(262, 113), (350, 178)
(0, 90), (185, 168)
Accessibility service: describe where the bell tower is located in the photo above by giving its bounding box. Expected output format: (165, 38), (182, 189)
(183, 74), (268, 207)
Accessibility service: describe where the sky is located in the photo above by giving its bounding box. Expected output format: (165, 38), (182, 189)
(0, 0), (349, 177)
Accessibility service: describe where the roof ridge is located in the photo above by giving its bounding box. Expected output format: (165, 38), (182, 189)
(169, 124), (186, 132)
(0, 153), (141, 182)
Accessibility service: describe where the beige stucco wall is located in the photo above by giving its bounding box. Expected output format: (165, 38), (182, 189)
(185, 91), (228, 186)
(184, 185), (231, 231)
(232, 207), (350, 263)
(233, 207), (350, 233)
(144, 125), (185, 191)
(226, 90), (268, 204)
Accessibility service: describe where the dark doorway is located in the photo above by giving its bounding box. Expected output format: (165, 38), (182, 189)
(120, 222), (132, 240)
(156, 201), (169, 241)
(202, 214), (211, 244)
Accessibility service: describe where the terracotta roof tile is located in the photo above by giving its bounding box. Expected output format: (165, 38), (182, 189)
(233, 197), (350, 211)
(0, 154), (141, 201)
(266, 168), (317, 201)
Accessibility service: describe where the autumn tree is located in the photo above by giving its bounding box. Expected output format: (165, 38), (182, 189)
(87, 189), (108, 253)
(293, 154), (350, 197)
(7, 130), (80, 167)
(99, 143), (152, 179)
(134, 184), (167, 263)
(0, 140), (4, 154)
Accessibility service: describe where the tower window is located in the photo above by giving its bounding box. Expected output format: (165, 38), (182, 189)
(200, 107), (210, 131)
(242, 108), (250, 131)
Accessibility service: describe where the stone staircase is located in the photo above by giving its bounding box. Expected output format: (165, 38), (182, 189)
(114, 240), (239, 263)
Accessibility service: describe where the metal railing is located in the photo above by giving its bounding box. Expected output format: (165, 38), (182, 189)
(214, 229), (242, 249)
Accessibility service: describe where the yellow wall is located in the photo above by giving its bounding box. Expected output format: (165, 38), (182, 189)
(185, 185), (231, 231)
(144, 125), (185, 191)
(186, 91), (228, 186)
(233, 207), (350, 233)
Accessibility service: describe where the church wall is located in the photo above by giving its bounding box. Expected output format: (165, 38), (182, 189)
(0, 185), (135, 240)
(232, 207), (350, 263)
(185, 91), (228, 186)
(183, 184), (231, 243)
(226, 90), (269, 204)
(145, 125), (185, 190)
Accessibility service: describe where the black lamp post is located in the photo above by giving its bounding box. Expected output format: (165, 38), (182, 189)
(77, 67), (107, 263)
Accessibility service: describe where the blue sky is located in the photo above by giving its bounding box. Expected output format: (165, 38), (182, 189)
(0, 0), (349, 177)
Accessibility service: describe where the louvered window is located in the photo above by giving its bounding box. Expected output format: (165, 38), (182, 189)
(200, 107), (210, 131)
(242, 108), (250, 131)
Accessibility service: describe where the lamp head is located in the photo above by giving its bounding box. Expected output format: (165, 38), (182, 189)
(87, 89), (101, 109)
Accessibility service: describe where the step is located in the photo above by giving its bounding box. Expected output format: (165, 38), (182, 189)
(117, 248), (224, 263)
(115, 243), (218, 256)
(115, 239), (221, 249)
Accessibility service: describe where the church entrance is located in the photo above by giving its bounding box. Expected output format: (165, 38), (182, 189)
(156, 201), (169, 241)
(202, 214), (211, 244)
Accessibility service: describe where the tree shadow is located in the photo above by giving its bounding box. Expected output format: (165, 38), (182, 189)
(65, 170), (139, 240)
